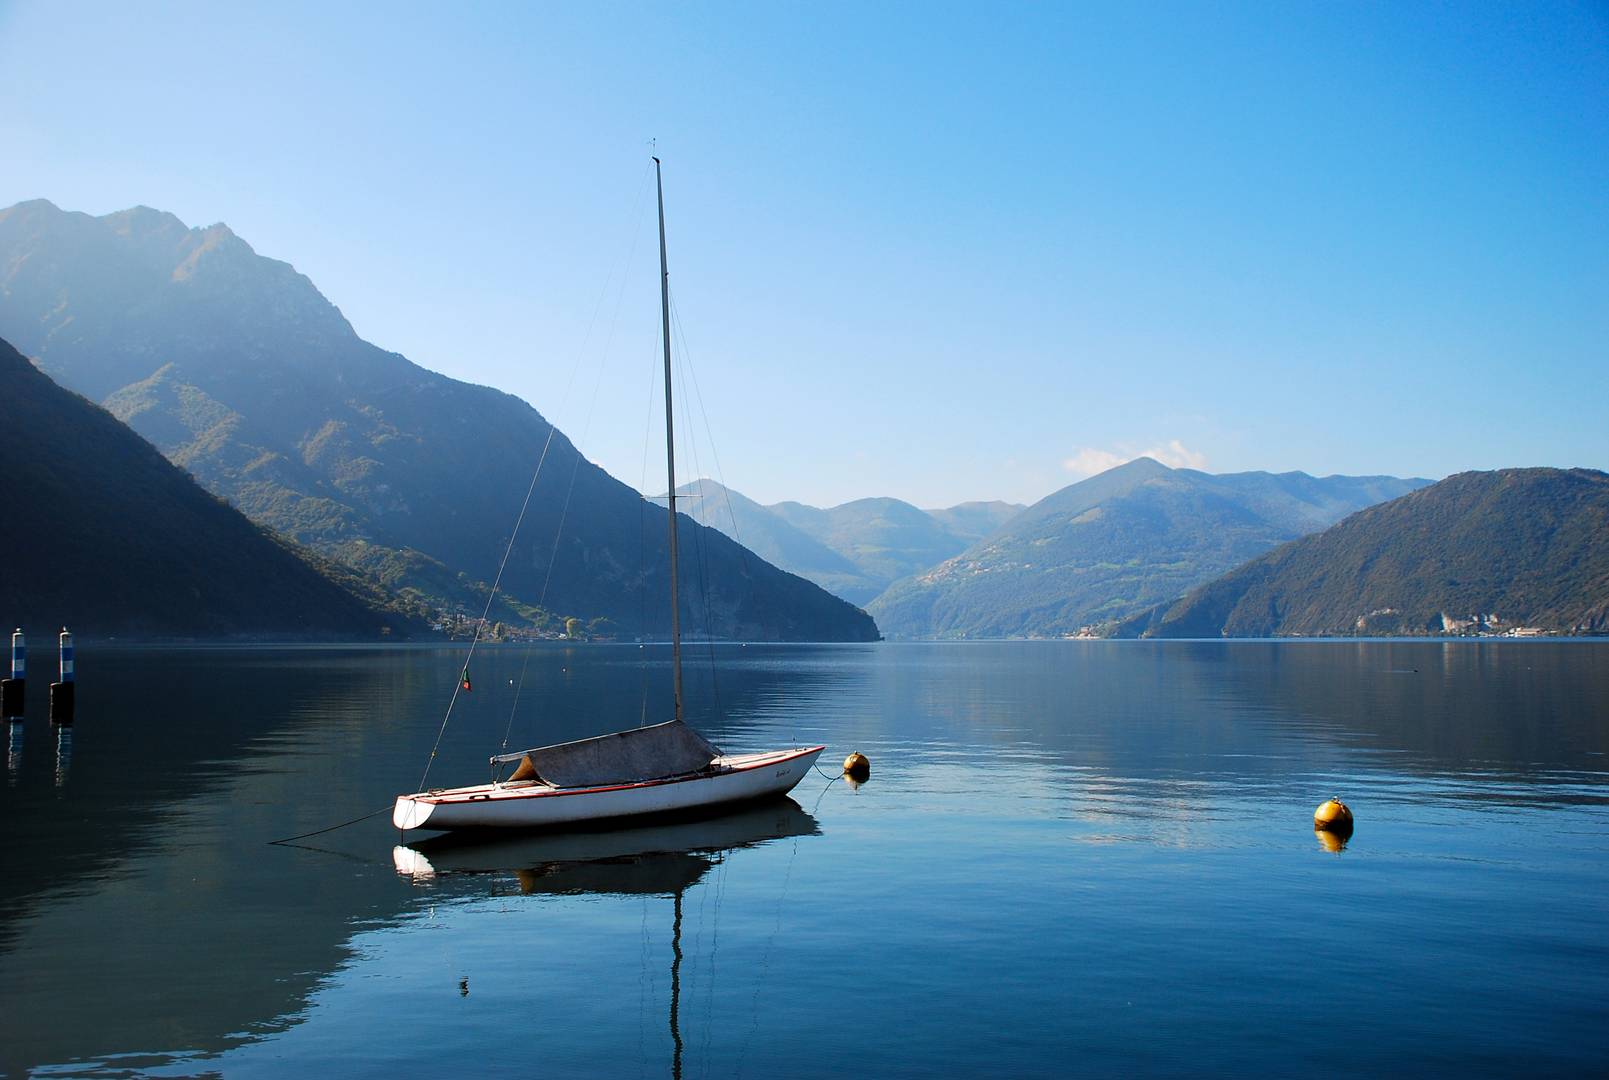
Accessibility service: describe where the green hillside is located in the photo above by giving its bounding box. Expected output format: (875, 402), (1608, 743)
(923, 501), (1023, 543)
(769, 497), (983, 600)
(670, 480), (881, 604)
(1118, 468), (1609, 638)
(674, 482), (1025, 607)
(867, 457), (1429, 638)
(768, 496), (1026, 605)
(0, 337), (397, 638)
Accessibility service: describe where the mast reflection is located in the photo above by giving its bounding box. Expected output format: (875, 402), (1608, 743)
(393, 799), (820, 1080)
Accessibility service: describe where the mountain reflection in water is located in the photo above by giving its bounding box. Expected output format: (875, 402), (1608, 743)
(1, 641), (1606, 1078)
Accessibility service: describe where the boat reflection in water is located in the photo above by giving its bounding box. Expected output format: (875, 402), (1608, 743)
(392, 796), (820, 889)
(393, 798), (819, 1080)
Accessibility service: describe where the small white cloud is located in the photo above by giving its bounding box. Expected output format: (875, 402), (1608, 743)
(1062, 448), (1127, 476)
(1150, 439), (1207, 470)
(1062, 439), (1208, 477)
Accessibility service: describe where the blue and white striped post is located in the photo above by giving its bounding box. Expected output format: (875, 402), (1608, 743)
(49, 627), (74, 725)
(1, 629), (24, 719)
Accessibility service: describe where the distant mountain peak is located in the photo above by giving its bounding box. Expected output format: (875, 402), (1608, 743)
(868, 457), (1431, 638)
(0, 205), (878, 642)
(5, 197), (62, 217)
(102, 205), (191, 240)
(0, 197), (362, 396)
(171, 222), (258, 282)
(1083, 454), (1175, 491)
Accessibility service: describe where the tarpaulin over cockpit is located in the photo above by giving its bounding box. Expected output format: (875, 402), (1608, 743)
(493, 719), (720, 788)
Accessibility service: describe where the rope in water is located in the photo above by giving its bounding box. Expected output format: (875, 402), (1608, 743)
(268, 803), (395, 846)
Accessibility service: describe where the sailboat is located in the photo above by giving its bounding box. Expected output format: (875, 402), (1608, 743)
(393, 159), (825, 832)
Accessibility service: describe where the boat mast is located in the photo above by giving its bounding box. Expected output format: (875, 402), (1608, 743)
(654, 156), (683, 724)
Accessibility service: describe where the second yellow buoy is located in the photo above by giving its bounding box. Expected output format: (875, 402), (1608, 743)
(843, 752), (871, 782)
(1314, 797), (1354, 834)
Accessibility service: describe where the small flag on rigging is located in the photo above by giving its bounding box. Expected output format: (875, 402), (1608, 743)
(461, 667), (472, 692)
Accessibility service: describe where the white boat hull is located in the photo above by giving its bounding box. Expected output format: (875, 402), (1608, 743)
(394, 745), (825, 831)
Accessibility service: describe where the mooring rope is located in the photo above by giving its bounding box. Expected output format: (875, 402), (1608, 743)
(268, 803), (395, 845)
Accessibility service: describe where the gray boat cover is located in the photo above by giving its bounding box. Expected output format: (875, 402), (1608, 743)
(494, 719), (721, 788)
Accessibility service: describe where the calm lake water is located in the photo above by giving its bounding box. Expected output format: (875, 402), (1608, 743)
(2, 640), (1608, 1078)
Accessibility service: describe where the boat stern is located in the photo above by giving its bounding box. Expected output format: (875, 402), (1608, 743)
(393, 793), (436, 831)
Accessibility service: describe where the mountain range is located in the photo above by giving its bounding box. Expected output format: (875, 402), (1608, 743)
(0, 335), (394, 638)
(866, 457), (1430, 638)
(672, 479), (1022, 605)
(0, 200), (877, 642)
(5, 198), (1598, 646)
(1116, 468), (1609, 638)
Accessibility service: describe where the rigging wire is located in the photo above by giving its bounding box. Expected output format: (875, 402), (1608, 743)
(670, 285), (810, 744)
(498, 162), (653, 756)
(636, 341), (662, 726)
(668, 288), (751, 579)
(417, 419), (558, 792)
(420, 160), (653, 791)
(500, 163), (656, 755)
(499, 647), (535, 762)
(670, 313), (725, 726)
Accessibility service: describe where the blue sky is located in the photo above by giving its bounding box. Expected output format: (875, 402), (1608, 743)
(2, 1), (1605, 507)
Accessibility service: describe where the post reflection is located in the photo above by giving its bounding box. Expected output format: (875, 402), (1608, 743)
(54, 726), (72, 789)
(6, 721), (20, 785)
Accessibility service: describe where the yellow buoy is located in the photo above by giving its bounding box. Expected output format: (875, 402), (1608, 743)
(843, 752), (871, 782)
(1314, 797), (1354, 835)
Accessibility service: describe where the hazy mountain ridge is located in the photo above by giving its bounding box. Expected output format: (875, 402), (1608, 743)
(1115, 468), (1609, 638)
(0, 336), (402, 638)
(0, 200), (878, 641)
(672, 480), (1026, 606)
(923, 501), (1023, 542)
(867, 457), (1431, 638)
(670, 480), (878, 602)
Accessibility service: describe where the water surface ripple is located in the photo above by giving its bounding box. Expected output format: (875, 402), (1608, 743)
(2, 640), (1607, 1077)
